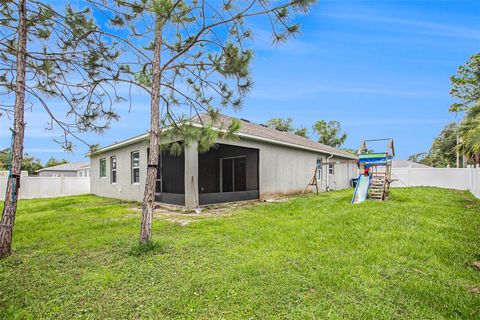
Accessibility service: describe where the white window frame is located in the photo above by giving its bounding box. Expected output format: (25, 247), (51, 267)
(316, 158), (323, 180)
(328, 163), (334, 175)
(100, 158), (107, 178)
(131, 151), (140, 184)
(110, 156), (117, 184)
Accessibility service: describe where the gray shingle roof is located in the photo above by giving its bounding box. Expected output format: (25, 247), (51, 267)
(36, 162), (90, 172)
(193, 114), (357, 160)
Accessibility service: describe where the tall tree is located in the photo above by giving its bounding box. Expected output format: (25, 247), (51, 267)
(91, 0), (315, 243)
(0, 149), (43, 176)
(457, 105), (480, 164)
(450, 53), (480, 113)
(294, 126), (309, 138)
(421, 123), (458, 167)
(266, 117), (309, 137)
(312, 120), (347, 147)
(450, 52), (480, 164)
(0, 0), (28, 258)
(0, 1), (122, 257)
(44, 157), (69, 168)
(407, 152), (427, 164)
(266, 117), (294, 132)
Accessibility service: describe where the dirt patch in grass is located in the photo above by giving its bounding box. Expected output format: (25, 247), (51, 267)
(127, 200), (261, 225)
(472, 261), (480, 270)
(150, 200), (261, 225)
(129, 194), (298, 226)
(470, 287), (480, 295)
(147, 195), (301, 226)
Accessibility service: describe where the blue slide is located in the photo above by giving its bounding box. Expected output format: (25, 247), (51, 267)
(352, 174), (371, 204)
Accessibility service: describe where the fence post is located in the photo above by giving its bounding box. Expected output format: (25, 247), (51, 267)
(60, 176), (64, 197)
(407, 165), (412, 186)
(468, 166), (471, 192)
(470, 165), (475, 194)
(476, 165), (480, 198)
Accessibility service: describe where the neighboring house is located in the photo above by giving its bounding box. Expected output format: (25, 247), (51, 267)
(36, 162), (90, 177)
(77, 163), (91, 177)
(89, 114), (358, 208)
(392, 160), (432, 168)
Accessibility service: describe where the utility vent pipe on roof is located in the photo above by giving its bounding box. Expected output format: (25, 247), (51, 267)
(240, 118), (250, 123)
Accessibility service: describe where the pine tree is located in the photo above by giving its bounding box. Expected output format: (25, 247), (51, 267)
(0, 0), (123, 257)
(450, 53), (480, 113)
(87, 0), (316, 243)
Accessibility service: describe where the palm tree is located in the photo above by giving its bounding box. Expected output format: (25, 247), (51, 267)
(458, 104), (480, 164)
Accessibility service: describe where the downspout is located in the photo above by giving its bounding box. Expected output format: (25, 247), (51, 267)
(326, 153), (334, 191)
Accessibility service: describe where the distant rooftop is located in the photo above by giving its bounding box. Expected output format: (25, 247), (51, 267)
(36, 162), (90, 173)
(392, 160), (431, 168)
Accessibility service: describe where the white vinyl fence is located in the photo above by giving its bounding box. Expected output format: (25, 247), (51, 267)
(0, 177), (90, 200)
(391, 166), (480, 198)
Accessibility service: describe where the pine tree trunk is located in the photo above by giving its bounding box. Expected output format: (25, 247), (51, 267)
(0, 0), (27, 258)
(140, 14), (162, 243)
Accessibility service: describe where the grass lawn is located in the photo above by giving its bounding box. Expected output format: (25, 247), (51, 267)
(0, 187), (479, 319)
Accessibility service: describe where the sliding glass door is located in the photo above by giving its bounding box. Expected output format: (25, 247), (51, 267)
(221, 157), (246, 192)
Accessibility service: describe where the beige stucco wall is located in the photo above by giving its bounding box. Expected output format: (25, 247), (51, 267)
(328, 156), (358, 191)
(90, 139), (149, 202)
(89, 136), (357, 204)
(214, 137), (357, 199)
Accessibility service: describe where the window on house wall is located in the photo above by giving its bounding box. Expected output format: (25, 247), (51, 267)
(329, 163), (334, 175)
(100, 158), (106, 178)
(131, 151), (140, 184)
(316, 158), (323, 180)
(110, 156), (117, 184)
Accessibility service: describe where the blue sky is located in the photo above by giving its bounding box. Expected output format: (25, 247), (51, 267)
(0, 0), (479, 162)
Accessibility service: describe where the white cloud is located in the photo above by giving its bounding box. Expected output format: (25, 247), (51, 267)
(246, 26), (320, 56)
(251, 84), (437, 101)
(321, 11), (480, 40)
(24, 148), (65, 153)
(342, 118), (448, 127)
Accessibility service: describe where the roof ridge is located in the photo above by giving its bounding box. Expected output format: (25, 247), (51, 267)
(201, 114), (356, 159)
(90, 113), (357, 160)
(36, 161), (90, 172)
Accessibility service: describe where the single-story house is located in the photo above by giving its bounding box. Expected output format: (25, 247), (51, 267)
(36, 162), (90, 177)
(89, 114), (358, 208)
(77, 163), (91, 177)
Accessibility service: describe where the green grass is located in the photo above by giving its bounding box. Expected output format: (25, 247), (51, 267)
(0, 187), (479, 319)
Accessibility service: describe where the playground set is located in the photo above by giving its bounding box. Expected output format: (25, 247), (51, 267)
(351, 138), (395, 204)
